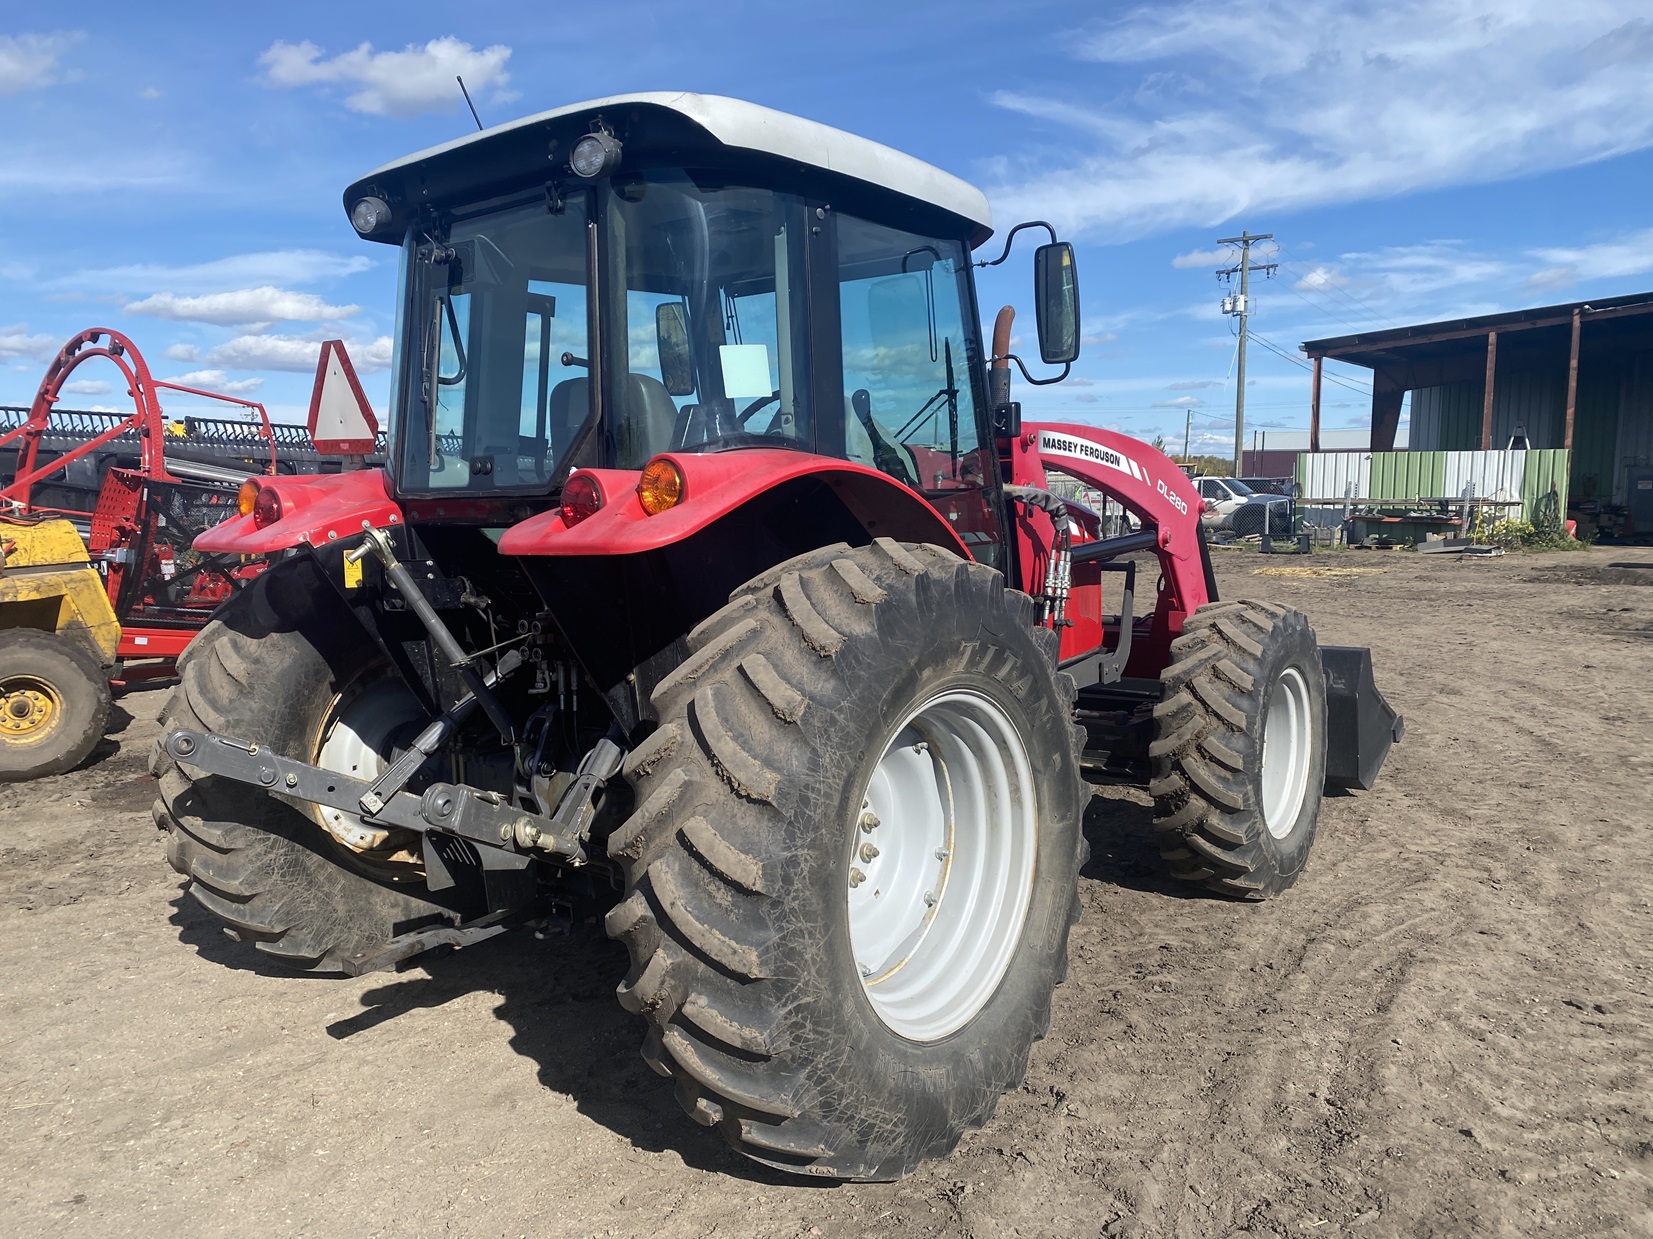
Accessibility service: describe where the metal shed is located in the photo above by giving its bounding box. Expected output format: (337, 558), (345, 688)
(1302, 293), (1653, 534)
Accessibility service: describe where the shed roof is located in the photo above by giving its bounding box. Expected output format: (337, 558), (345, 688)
(1303, 290), (1653, 362)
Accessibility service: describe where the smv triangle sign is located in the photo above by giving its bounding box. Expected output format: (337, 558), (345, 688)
(307, 340), (379, 455)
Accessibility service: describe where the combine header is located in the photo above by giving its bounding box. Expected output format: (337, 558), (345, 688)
(152, 93), (1400, 1179)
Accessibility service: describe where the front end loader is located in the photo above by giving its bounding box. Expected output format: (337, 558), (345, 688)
(153, 93), (1400, 1180)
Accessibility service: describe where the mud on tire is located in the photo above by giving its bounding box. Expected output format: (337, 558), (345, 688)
(605, 539), (1087, 1181)
(1150, 599), (1327, 900)
(153, 557), (466, 971)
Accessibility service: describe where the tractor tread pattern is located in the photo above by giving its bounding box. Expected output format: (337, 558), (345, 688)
(606, 541), (1085, 1180)
(1149, 598), (1319, 900)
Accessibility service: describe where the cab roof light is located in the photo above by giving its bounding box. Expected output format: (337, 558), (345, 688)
(569, 132), (622, 179)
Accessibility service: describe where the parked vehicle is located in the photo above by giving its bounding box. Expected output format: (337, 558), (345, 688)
(154, 93), (1400, 1181)
(1194, 474), (1294, 536)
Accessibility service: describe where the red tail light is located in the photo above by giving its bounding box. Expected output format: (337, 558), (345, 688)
(252, 486), (283, 528)
(561, 472), (604, 526)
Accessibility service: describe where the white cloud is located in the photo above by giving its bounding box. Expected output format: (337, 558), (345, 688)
(0, 32), (81, 95)
(164, 343), (199, 362)
(0, 324), (58, 364)
(59, 250), (371, 295)
(166, 369), (266, 396)
(1154, 395), (1204, 408)
(205, 333), (393, 374)
(1172, 247), (1232, 270)
(125, 286), (360, 326)
(0, 148), (188, 197)
(1528, 225), (1653, 290)
(60, 379), (111, 395)
(1293, 265), (1349, 293)
(1168, 379), (1220, 391)
(138, 87), (161, 100)
(990, 3), (1653, 239)
(259, 37), (511, 119)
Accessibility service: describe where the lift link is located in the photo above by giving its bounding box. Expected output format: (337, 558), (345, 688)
(164, 726), (587, 862)
(357, 648), (523, 816)
(347, 524), (518, 745)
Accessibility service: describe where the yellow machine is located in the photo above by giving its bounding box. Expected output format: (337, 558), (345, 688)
(0, 517), (120, 779)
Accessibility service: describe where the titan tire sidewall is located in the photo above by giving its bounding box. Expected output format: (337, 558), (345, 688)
(768, 595), (1081, 1142)
(1247, 621), (1328, 879)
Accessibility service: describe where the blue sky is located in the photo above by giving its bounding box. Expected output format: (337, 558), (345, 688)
(4, 1), (1653, 457)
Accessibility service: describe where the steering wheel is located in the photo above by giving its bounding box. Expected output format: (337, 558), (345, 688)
(737, 391), (781, 425)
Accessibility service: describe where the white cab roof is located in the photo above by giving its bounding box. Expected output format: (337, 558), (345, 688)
(357, 92), (993, 234)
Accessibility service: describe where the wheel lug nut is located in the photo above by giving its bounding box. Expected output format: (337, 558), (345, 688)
(935, 847), (950, 860)
(913, 741), (928, 754)
(849, 867), (866, 888)
(859, 811), (879, 833)
(923, 890), (937, 907)
(859, 843), (879, 862)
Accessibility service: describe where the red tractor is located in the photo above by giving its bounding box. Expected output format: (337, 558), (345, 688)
(155, 94), (1399, 1180)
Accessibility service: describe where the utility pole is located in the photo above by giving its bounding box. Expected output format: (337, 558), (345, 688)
(1217, 231), (1276, 476)
(1182, 407), (1192, 462)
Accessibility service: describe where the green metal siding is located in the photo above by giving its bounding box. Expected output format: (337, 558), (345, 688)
(1569, 361), (1620, 500)
(1439, 381), (1481, 450)
(1368, 451), (1446, 500)
(1521, 449), (1571, 524)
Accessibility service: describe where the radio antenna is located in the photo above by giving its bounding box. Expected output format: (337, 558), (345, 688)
(456, 76), (483, 131)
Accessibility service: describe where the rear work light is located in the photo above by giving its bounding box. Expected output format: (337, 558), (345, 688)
(561, 472), (604, 526)
(236, 478), (260, 516)
(251, 486), (283, 529)
(637, 458), (685, 516)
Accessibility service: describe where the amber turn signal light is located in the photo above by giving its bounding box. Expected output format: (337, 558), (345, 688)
(637, 458), (685, 515)
(237, 478), (260, 517)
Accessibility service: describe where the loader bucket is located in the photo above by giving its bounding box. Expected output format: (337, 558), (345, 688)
(1319, 645), (1403, 791)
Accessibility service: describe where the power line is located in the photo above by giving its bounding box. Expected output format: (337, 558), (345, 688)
(1246, 331), (1372, 396)
(1271, 241), (1403, 331)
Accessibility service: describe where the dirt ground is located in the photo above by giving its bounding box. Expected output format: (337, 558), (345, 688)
(2, 546), (1650, 1239)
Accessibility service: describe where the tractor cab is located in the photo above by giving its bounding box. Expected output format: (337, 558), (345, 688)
(343, 93), (1072, 564)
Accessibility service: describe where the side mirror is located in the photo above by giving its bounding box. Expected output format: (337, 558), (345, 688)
(1033, 242), (1080, 365)
(655, 303), (695, 396)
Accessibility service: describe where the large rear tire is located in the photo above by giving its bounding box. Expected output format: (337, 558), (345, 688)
(153, 558), (466, 971)
(1150, 599), (1327, 899)
(0, 629), (110, 781)
(605, 540), (1086, 1180)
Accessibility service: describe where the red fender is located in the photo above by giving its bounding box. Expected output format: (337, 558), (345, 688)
(497, 448), (971, 559)
(193, 468), (404, 553)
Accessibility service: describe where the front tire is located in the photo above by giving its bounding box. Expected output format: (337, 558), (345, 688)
(1150, 599), (1328, 899)
(605, 539), (1086, 1180)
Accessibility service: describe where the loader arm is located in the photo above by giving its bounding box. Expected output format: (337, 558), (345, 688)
(1007, 421), (1213, 677)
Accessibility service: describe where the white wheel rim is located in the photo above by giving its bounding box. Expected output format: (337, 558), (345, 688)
(847, 688), (1038, 1042)
(1260, 666), (1312, 839)
(314, 679), (425, 852)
